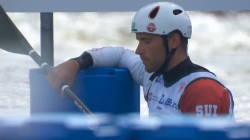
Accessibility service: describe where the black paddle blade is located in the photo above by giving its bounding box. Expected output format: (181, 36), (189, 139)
(0, 5), (32, 55)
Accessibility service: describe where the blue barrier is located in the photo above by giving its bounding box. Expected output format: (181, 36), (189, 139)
(115, 114), (248, 140)
(0, 114), (250, 140)
(29, 68), (140, 115)
(0, 114), (131, 140)
(0, 118), (25, 140)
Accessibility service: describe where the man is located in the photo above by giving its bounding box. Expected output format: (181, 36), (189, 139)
(47, 2), (235, 121)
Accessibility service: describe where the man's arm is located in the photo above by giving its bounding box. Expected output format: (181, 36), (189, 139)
(179, 79), (234, 119)
(70, 51), (93, 70)
(86, 47), (152, 89)
(47, 46), (152, 95)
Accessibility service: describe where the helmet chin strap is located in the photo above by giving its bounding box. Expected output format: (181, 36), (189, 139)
(149, 35), (177, 81)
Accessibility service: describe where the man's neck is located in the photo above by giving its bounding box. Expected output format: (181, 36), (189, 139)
(166, 54), (188, 71)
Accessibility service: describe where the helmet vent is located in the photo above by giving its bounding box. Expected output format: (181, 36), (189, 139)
(149, 6), (160, 19)
(173, 9), (182, 15)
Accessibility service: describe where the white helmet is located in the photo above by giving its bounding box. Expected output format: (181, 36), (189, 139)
(131, 2), (192, 38)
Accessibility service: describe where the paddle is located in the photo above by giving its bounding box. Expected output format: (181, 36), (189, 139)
(0, 5), (94, 117)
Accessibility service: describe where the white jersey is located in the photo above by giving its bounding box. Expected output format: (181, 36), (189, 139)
(86, 46), (235, 121)
(148, 72), (234, 121)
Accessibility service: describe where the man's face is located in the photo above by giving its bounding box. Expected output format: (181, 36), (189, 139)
(135, 33), (166, 73)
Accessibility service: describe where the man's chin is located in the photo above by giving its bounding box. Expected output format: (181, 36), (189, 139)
(144, 67), (154, 73)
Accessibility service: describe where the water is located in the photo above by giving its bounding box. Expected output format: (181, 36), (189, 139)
(0, 11), (250, 122)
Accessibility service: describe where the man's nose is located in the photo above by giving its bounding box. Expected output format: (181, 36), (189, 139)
(135, 44), (143, 55)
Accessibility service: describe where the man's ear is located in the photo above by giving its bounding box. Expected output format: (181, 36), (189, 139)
(170, 33), (181, 49)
